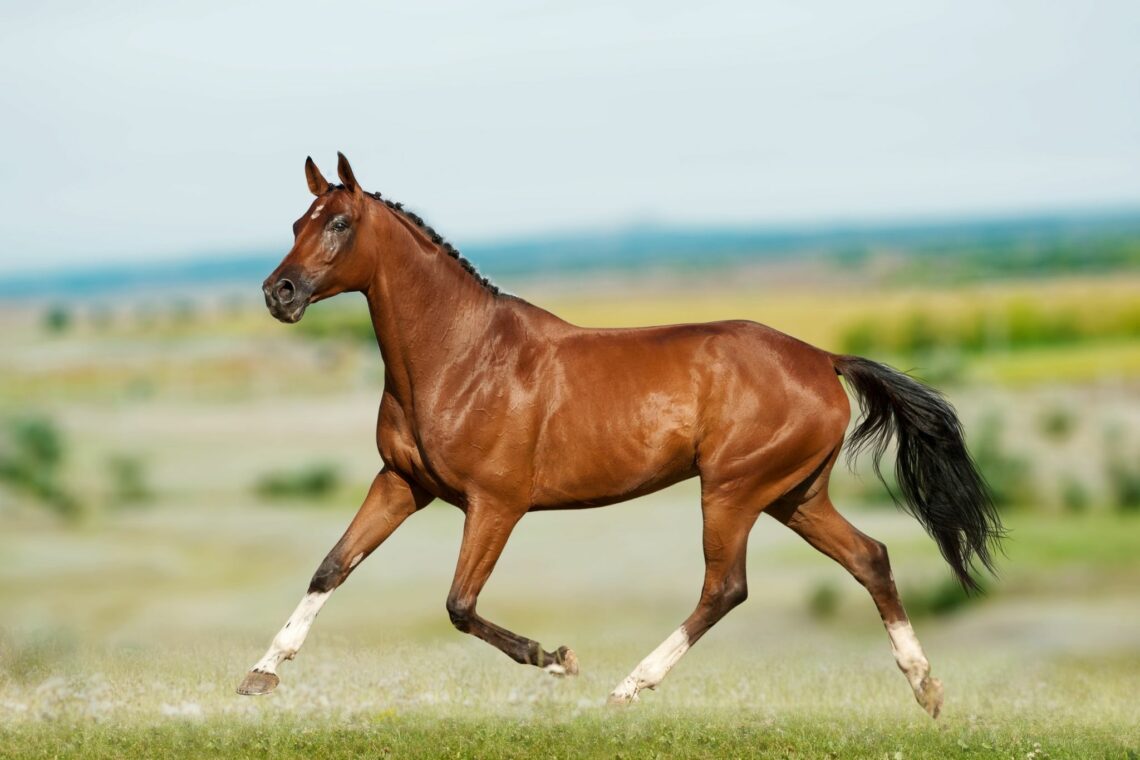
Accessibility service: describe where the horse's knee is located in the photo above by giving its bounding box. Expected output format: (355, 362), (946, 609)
(308, 550), (345, 594)
(446, 594), (474, 632)
(702, 574), (748, 618)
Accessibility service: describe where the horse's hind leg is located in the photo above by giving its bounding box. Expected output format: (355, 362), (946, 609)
(769, 491), (944, 718)
(237, 468), (431, 695)
(608, 484), (759, 703)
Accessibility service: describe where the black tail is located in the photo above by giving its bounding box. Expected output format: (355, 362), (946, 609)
(833, 355), (1004, 592)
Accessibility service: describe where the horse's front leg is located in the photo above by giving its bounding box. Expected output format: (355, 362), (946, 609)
(446, 500), (579, 676)
(236, 468), (432, 695)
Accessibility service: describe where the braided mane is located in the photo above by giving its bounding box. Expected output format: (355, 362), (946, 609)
(367, 190), (500, 295)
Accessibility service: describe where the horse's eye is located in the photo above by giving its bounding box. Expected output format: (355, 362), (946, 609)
(330, 219), (349, 233)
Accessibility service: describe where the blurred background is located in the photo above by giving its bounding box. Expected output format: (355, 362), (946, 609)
(1, 0), (1138, 737)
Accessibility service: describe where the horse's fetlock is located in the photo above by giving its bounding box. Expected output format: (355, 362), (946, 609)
(446, 595), (474, 631)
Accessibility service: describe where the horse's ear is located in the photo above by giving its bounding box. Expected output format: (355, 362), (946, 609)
(305, 156), (330, 196)
(337, 151), (360, 194)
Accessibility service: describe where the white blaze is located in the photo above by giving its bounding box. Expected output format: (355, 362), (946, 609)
(250, 591), (331, 674)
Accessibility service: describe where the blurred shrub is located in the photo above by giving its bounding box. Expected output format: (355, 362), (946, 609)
(1038, 404), (1077, 441)
(807, 581), (841, 620)
(970, 414), (1034, 509)
(899, 312), (939, 355)
(0, 415), (81, 521)
(840, 298), (1140, 359)
(1103, 426), (1140, 514)
(1006, 301), (1077, 346)
(840, 320), (876, 356)
(1106, 457), (1140, 514)
(1060, 476), (1091, 514)
(256, 463), (341, 502)
(105, 454), (152, 509)
(906, 350), (966, 387)
(905, 576), (987, 618)
(42, 305), (72, 334)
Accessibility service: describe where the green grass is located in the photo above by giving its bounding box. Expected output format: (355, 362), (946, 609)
(1, 640), (1137, 759)
(3, 710), (1136, 759)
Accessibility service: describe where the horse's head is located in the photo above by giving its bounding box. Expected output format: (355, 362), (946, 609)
(262, 153), (376, 323)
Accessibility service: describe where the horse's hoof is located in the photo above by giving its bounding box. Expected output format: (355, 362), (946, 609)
(606, 678), (640, 705)
(557, 646), (579, 677)
(236, 670), (280, 696)
(917, 676), (943, 719)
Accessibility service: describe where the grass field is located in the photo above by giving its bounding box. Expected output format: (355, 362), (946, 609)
(2, 495), (1138, 758)
(4, 697), (1137, 759)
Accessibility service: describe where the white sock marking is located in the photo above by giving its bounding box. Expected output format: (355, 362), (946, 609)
(886, 620), (930, 691)
(609, 627), (690, 701)
(250, 591), (331, 674)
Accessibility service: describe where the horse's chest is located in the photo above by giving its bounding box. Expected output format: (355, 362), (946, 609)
(376, 397), (428, 479)
(376, 396), (484, 502)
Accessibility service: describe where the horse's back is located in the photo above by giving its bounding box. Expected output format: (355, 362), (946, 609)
(516, 318), (847, 506)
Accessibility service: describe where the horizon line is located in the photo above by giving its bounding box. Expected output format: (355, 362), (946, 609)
(3, 201), (1140, 282)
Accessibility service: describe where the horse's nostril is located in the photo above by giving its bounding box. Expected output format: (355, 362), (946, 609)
(275, 279), (296, 304)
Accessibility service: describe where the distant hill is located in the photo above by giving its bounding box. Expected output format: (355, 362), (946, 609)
(3, 208), (1139, 301)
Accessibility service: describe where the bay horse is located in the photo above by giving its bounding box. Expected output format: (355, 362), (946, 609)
(237, 154), (1003, 717)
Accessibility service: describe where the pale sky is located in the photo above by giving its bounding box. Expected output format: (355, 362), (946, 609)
(1, 1), (1138, 274)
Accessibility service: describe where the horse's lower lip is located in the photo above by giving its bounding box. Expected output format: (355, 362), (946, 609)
(270, 302), (307, 323)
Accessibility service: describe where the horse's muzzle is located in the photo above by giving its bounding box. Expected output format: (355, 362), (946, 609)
(262, 271), (312, 323)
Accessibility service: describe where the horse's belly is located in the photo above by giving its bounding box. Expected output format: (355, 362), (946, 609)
(527, 395), (699, 508)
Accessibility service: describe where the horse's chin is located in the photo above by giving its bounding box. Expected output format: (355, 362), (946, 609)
(268, 302), (308, 324)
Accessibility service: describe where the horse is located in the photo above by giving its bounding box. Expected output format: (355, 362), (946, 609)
(237, 153), (1003, 717)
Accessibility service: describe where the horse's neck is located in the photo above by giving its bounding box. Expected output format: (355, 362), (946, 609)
(364, 216), (498, 402)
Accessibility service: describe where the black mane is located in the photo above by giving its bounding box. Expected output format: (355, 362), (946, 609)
(366, 189), (500, 295)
